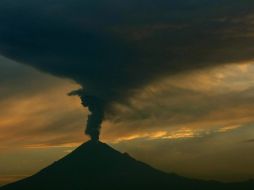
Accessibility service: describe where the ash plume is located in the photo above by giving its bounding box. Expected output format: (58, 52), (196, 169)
(0, 0), (254, 140)
(68, 89), (105, 141)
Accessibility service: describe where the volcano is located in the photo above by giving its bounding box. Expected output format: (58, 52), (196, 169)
(1, 141), (253, 190)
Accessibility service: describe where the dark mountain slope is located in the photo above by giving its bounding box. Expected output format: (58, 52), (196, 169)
(1, 141), (253, 190)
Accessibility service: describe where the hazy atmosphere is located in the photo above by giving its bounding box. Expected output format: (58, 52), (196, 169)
(1, 56), (254, 185)
(0, 0), (254, 187)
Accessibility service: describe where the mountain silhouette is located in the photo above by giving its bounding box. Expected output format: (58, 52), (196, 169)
(1, 141), (253, 190)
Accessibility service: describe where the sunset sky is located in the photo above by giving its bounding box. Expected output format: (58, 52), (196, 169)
(1, 0), (254, 186)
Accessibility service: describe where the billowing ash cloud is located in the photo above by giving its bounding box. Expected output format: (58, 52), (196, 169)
(69, 89), (105, 141)
(0, 0), (254, 140)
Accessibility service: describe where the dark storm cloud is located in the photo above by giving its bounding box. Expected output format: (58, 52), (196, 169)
(0, 0), (254, 139)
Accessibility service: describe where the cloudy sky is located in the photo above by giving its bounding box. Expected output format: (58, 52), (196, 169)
(1, 0), (254, 186)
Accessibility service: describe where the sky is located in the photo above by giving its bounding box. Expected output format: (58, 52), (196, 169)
(1, 0), (254, 186)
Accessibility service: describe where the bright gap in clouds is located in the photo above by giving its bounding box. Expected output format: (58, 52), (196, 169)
(102, 61), (254, 143)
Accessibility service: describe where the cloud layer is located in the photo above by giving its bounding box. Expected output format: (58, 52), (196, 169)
(0, 1), (254, 130)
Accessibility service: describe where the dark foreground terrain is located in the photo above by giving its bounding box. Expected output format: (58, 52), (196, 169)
(1, 141), (253, 190)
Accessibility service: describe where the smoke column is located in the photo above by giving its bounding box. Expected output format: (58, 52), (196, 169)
(69, 89), (105, 141)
